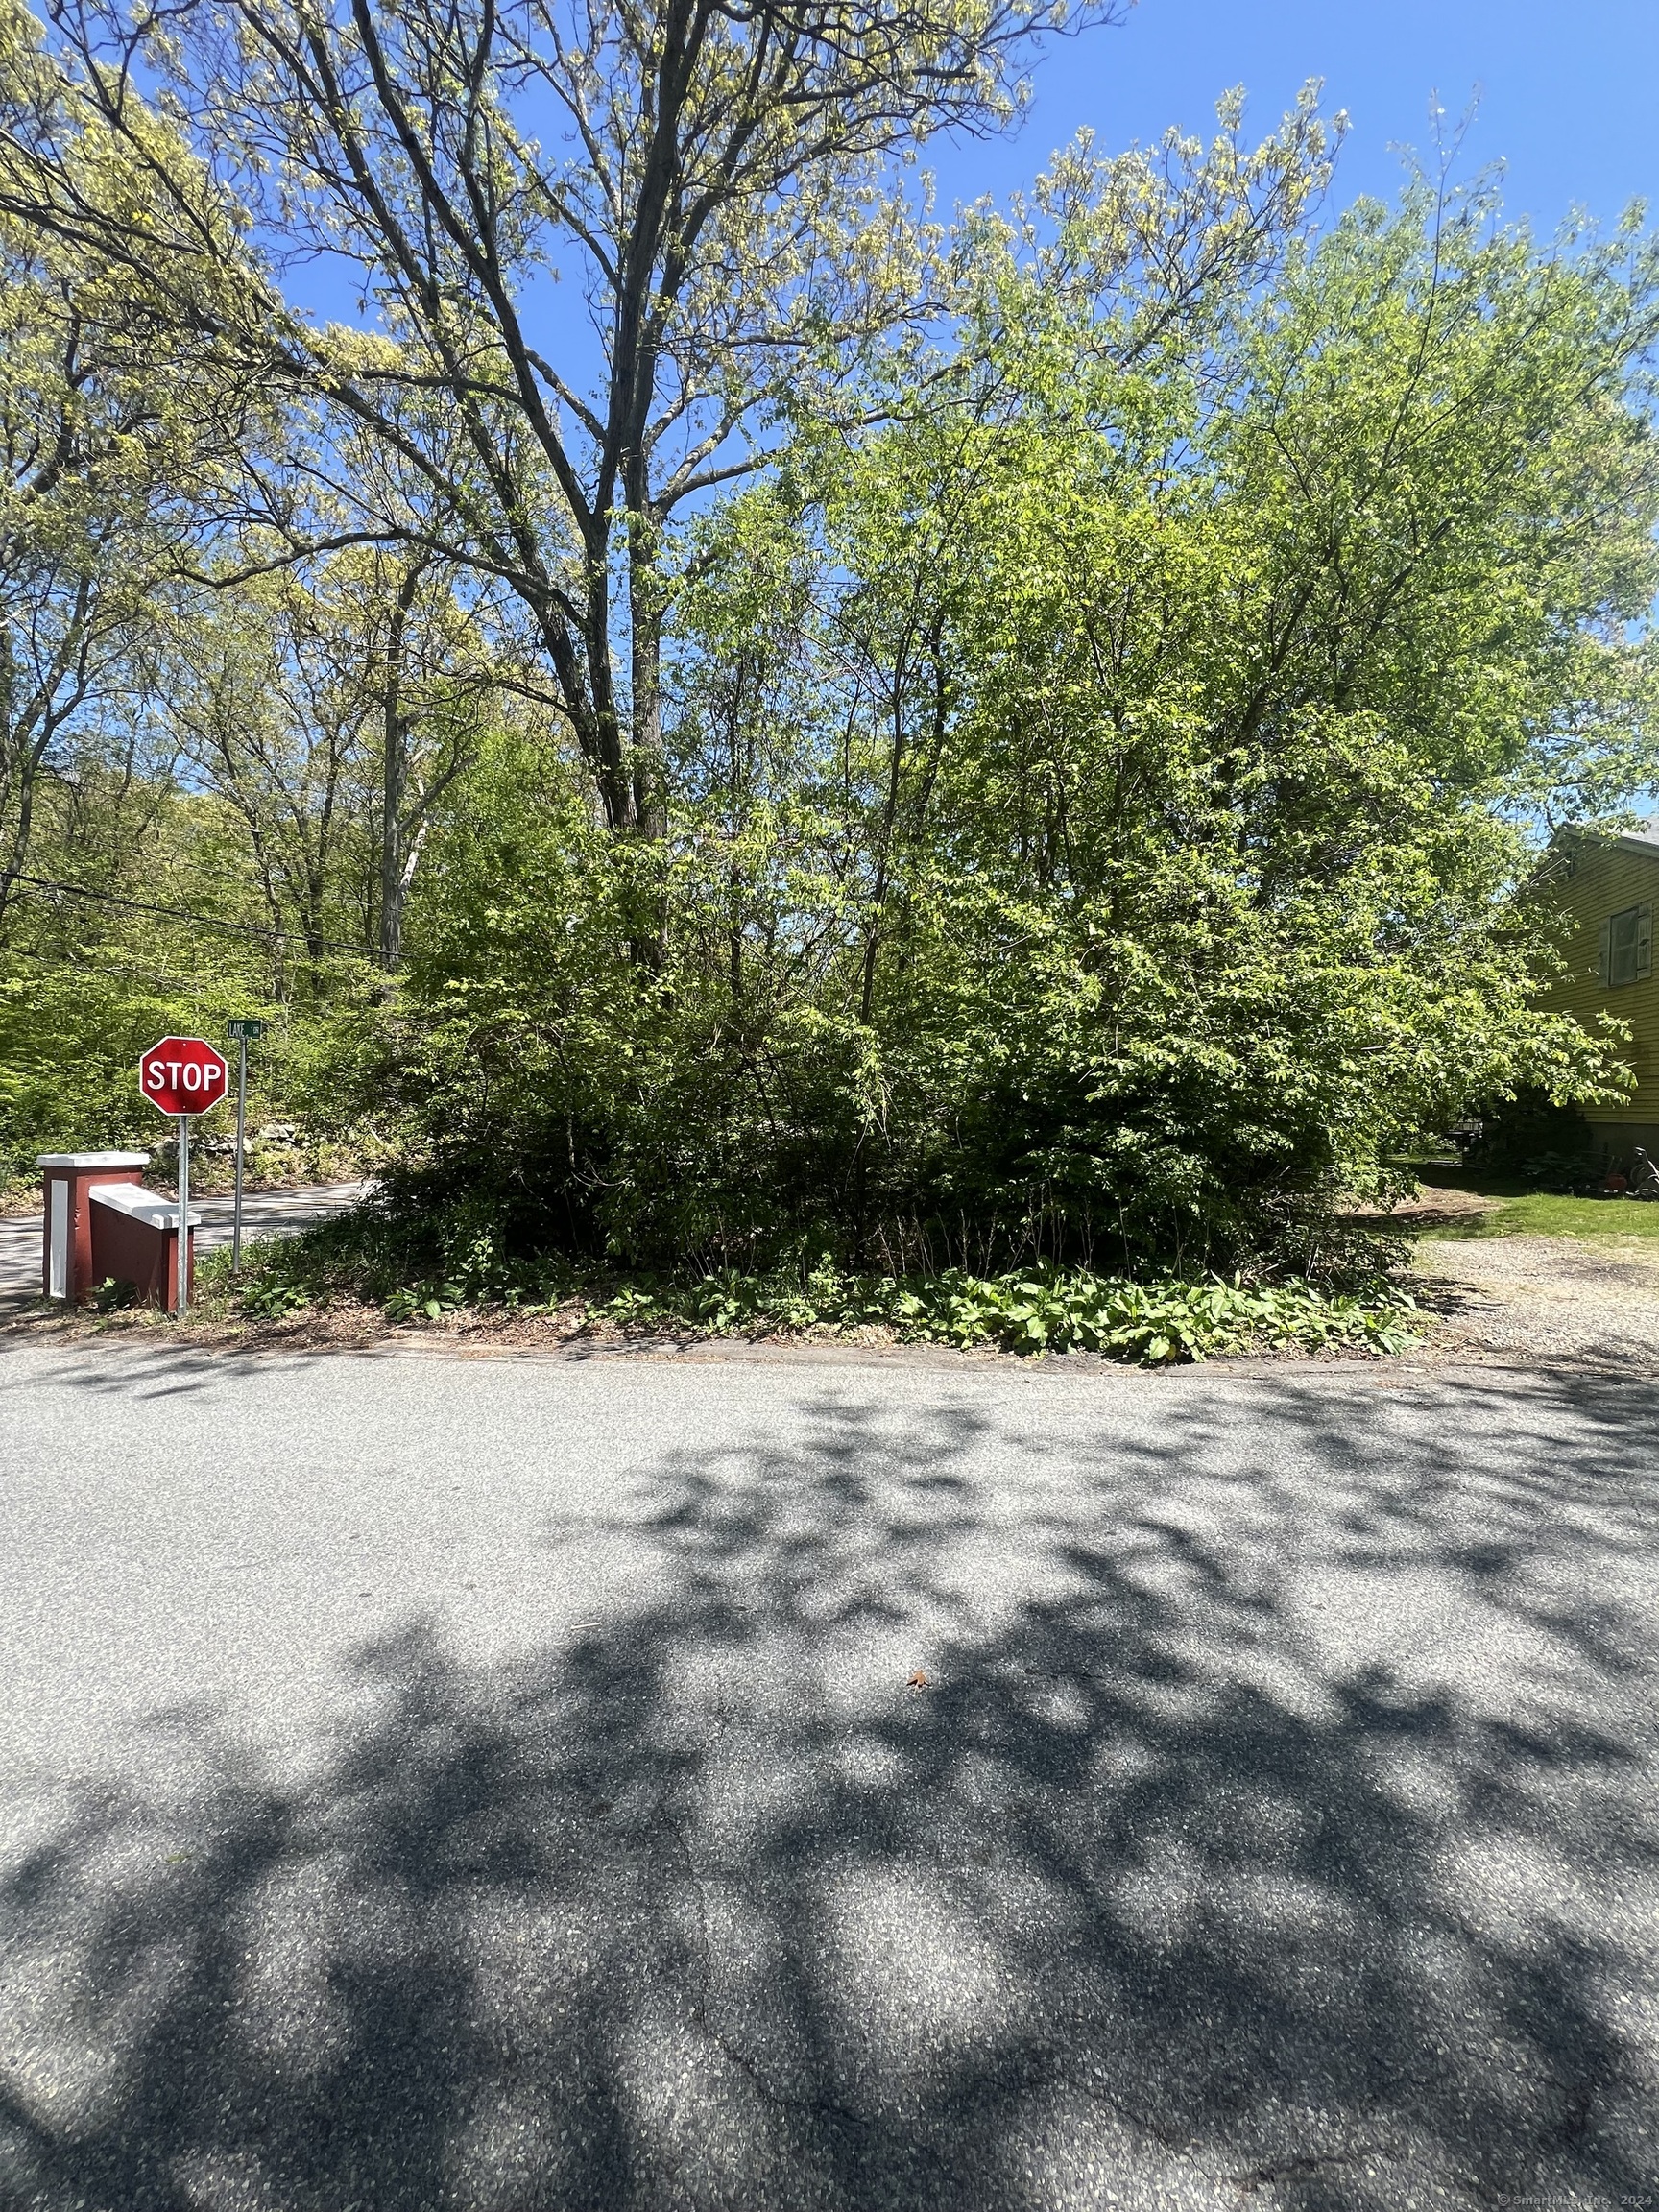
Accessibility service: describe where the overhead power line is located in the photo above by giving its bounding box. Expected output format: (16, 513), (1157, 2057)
(4, 872), (373, 959)
(0, 939), (272, 997)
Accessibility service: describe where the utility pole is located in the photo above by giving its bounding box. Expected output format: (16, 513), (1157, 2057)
(227, 1019), (267, 1275)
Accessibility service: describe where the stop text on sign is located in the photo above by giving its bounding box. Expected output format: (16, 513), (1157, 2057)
(138, 1036), (230, 1119)
(147, 1056), (221, 1096)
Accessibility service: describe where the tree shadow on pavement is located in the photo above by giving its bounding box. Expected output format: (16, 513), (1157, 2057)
(3, 1369), (1657, 2210)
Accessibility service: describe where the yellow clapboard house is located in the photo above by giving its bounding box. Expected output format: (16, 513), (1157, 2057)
(1540, 823), (1659, 1164)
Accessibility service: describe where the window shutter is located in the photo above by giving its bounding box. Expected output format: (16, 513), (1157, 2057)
(1599, 916), (1612, 984)
(1640, 902), (1653, 982)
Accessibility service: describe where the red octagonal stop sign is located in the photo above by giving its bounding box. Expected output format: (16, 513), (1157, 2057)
(139, 1036), (230, 1118)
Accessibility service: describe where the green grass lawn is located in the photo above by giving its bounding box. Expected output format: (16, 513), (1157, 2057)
(1409, 1164), (1659, 1240)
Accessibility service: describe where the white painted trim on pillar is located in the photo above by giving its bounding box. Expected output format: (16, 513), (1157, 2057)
(35, 1151), (151, 1169)
(48, 1180), (69, 1299)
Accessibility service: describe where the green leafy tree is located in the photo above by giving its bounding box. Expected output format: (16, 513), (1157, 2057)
(163, 551), (501, 975)
(4, 48), (1657, 1280)
(0, 0), (282, 927)
(17, 0), (1118, 831)
(394, 118), (1659, 1274)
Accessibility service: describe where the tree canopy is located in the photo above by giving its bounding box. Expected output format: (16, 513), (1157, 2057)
(1, 1), (1656, 1284)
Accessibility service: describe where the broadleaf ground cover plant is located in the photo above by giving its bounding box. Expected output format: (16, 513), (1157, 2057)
(216, 1210), (1421, 1363)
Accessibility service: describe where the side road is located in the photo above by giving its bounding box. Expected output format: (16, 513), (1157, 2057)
(2, 1338), (1655, 2211)
(0, 1181), (371, 1309)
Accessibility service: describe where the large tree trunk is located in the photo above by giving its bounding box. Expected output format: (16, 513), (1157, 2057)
(0, 771), (38, 935)
(628, 524), (667, 840)
(584, 546), (637, 831)
(378, 716), (407, 972)
(378, 562), (422, 971)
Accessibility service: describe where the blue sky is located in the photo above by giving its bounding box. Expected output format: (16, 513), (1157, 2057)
(279, 1), (1656, 351)
(927, 0), (1657, 235)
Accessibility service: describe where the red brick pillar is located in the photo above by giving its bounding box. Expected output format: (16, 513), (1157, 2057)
(88, 1184), (200, 1310)
(36, 1153), (151, 1305)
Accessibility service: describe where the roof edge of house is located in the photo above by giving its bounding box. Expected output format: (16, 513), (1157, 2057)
(1546, 820), (1659, 859)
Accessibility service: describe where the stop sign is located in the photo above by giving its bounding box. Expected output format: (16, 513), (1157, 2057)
(139, 1036), (230, 1118)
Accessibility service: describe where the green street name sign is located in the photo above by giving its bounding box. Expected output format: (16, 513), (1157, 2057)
(228, 1018), (267, 1042)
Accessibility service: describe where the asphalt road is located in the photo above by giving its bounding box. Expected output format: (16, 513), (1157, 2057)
(2, 1339), (1656, 2212)
(0, 1183), (372, 1308)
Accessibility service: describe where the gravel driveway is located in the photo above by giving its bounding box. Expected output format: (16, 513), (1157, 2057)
(2, 1338), (1656, 2211)
(1413, 1234), (1659, 1373)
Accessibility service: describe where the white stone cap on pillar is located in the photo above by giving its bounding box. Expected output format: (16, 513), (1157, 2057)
(89, 1183), (201, 1229)
(36, 1151), (152, 1168)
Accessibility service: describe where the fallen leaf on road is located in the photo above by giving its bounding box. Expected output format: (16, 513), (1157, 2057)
(907, 1669), (928, 1690)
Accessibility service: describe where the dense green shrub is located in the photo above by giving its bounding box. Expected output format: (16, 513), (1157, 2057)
(368, 176), (1651, 1279)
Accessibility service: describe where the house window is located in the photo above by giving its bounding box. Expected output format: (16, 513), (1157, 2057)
(1599, 902), (1653, 988)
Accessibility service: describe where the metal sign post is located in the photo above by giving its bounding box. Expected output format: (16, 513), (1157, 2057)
(227, 1019), (266, 1277)
(233, 1035), (246, 1273)
(177, 1113), (190, 1313)
(137, 1036), (230, 1316)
